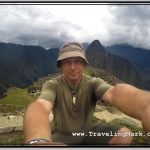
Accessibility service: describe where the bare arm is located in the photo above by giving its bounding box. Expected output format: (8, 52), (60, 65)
(102, 83), (150, 121)
(23, 99), (53, 144)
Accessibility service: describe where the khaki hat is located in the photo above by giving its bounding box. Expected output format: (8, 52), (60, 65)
(57, 42), (89, 67)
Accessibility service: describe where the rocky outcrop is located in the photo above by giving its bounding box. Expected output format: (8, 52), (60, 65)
(0, 112), (53, 134)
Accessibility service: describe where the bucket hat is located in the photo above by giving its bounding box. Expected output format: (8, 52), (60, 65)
(57, 42), (89, 67)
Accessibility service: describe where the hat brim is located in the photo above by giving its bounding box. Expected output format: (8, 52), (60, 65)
(57, 51), (89, 68)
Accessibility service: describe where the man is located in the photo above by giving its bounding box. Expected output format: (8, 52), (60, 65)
(23, 42), (150, 145)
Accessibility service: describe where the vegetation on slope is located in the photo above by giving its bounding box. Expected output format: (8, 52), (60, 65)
(0, 67), (149, 145)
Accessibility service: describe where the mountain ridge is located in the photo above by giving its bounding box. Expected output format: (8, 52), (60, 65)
(106, 44), (150, 72)
(0, 42), (59, 97)
(0, 40), (149, 97)
(106, 43), (150, 90)
(86, 40), (142, 88)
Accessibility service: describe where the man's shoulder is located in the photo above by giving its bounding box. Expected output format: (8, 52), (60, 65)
(83, 74), (92, 82)
(44, 74), (63, 86)
(83, 74), (106, 86)
(83, 74), (102, 82)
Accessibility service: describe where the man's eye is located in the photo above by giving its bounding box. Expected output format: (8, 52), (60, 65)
(63, 60), (70, 64)
(63, 59), (83, 64)
(66, 61), (70, 63)
(76, 60), (83, 63)
(76, 60), (80, 63)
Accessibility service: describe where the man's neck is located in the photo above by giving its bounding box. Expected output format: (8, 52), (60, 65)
(64, 76), (83, 88)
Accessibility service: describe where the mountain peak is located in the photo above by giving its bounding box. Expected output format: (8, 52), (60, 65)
(86, 40), (142, 88)
(87, 39), (106, 54)
(91, 40), (102, 46)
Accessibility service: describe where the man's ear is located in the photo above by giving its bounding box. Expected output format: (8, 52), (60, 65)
(60, 62), (63, 68)
(58, 60), (63, 68)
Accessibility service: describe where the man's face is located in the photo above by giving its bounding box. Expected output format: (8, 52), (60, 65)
(61, 57), (85, 82)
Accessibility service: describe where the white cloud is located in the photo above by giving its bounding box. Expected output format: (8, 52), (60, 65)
(0, 4), (150, 49)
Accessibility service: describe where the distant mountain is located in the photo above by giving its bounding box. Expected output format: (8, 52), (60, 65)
(106, 44), (150, 90)
(0, 40), (148, 97)
(106, 44), (150, 73)
(86, 40), (142, 88)
(82, 42), (89, 50)
(0, 42), (59, 97)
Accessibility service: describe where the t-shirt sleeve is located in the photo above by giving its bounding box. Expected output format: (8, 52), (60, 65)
(92, 77), (112, 100)
(38, 79), (57, 104)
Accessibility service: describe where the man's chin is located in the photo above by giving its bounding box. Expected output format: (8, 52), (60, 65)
(69, 77), (78, 81)
(69, 76), (79, 81)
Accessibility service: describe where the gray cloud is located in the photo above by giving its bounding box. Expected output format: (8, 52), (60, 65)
(104, 5), (150, 49)
(0, 5), (150, 50)
(109, 5), (150, 25)
(0, 5), (85, 49)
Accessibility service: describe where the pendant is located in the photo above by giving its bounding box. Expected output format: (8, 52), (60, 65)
(73, 96), (76, 104)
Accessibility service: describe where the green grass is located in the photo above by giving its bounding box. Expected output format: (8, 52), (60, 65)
(93, 117), (150, 145)
(84, 67), (94, 76)
(0, 72), (149, 145)
(109, 118), (150, 145)
(0, 130), (24, 145)
(0, 87), (36, 107)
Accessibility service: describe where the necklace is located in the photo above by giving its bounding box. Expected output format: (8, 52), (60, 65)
(72, 96), (76, 105)
(71, 87), (77, 105)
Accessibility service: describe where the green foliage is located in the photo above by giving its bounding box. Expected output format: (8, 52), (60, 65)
(93, 116), (107, 124)
(27, 73), (61, 94)
(11, 133), (24, 145)
(0, 87), (36, 107)
(110, 118), (150, 145)
(84, 66), (123, 86)
(84, 67), (94, 76)
(0, 131), (24, 145)
(0, 104), (24, 114)
(0, 70), (144, 145)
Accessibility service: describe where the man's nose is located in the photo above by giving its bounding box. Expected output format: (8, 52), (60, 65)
(70, 62), (75, 69)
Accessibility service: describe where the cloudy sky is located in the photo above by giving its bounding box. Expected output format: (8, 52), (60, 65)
(0, 4), (150, 49)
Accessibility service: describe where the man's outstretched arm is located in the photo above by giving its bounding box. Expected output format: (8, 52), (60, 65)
(102, 84), (150, 132)
(23, 99), (53, 144)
